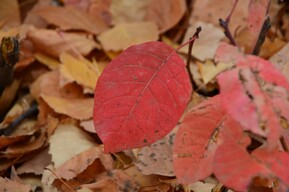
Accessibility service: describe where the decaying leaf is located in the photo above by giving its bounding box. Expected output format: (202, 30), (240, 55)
(135, 127), (178, 176)
(0, 0), (21, 29)
(0, 177), (31, 192)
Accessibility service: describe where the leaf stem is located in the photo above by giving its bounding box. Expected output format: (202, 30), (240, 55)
(175, 27), (201, 52)
(219, 0), (238, 46)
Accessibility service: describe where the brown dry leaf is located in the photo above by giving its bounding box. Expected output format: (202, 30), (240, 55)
(23, 0), (49, 28)
(27, 27), (98, 57)
(199, 60), (233, 84)
(0, 177), (31, 192)
(124, 166), (163, 187)
(3, 129), (46, 158)
(80, 169), (139, 192)
(259, 37), (286, 59)
(16, 147), (51, 175)
(98, 22), (159, 51)
(0, 0), (21, 29)
(188, 181), (216, 192)
(53, 146), (113, 181)
(30, 70), (84, 100)
(80, 120), (96, 133)
(49, 123), (95, 167)
(59, 53), (100, 92)
(145, 0), (186, 33)
(110, 0), (150, 24)
(180, 22), (224, 61)
(35, 52), (61, 70)
(135, 127), (178, 177)
(270, 42), (289, 80)
(0, 79), (20, 116)
(33, 5), (108, 34)
(190, 0), (249, 33)
(41, 95), (93, 120)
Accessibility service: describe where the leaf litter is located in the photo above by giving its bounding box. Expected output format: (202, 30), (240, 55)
(1, 1), (289, 192)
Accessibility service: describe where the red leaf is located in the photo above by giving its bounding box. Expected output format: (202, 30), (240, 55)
(173, 96), (225, 183)
(216, 43), (289, 147)
(93, 41), (192, 153)
(214, 119), (289, 191)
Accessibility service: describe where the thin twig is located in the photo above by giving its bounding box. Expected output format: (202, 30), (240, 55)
(44, 168), (76, 192)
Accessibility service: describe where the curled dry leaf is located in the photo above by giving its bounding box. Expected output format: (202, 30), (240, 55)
(27, 27), (98, 57)
(41, 95), (93, 120)
(135, 127), (178, 176)
(81, 169), (139, 192)
(145, 0), (186, 33)
(98, 22), (159, 51)
(53, 146), (113, 181)
(59, 53), (99, 92)
(33, 5), (108, 34)
(0, 177), (31, 192)
(16, 147), (51, 175)
(49, 123), (95, 167)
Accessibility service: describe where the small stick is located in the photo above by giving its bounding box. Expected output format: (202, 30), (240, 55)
(44, 168), (76, 192)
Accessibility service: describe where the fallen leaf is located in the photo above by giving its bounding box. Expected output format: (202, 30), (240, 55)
(49, 123), (95, 167)
(53, 146), (113, 182)
(93, 41), (192, 152)
(16, 147), (51, 175)
(145, 0), (186, 33)
(35, 52), (61, 70)
(59, 53), (99, 92)
(0, 177), (31, 192)
(80, 120), (96, 133)
(270, 42), (289, 80)
(41, 95), (93, 120)
(135, 127), (178, 176)
(98, 22), (159, 51)
(180, 22), (225, 61)
(81, 170), (139, 192)
(173, 96), (225, 184)
(110, 0), (150, 24)
(27, 27), (98, 57)
(0, 0), (21, 29)
(199, 60), (232, 84)
(33, 5), (108, 34)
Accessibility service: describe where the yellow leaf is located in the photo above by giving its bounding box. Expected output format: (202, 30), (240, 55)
(35, 52), (60, 70)
(60, 53), (100, 92)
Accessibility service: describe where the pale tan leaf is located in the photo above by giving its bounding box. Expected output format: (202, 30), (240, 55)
(270, 42), (289, 80)
(41, 95), (93, 120)
(80, 120), (96, 133)
(135, 127), (178, 176)
(59, 53), (99, 92)
(33, 5), (108, 34)
(27, 27), (98, 57)
(0, 177), (31, 192)
(98, 22), (159, 51)
(145, 0), (186, 33)
(49, 123), (95, 167)
(180, 22), (225, 61)
(110, 0), (150, 24)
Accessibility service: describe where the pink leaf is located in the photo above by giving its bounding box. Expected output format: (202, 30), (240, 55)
(214, 119), (289, 191)
(216, 43), (289, 147)
(173, 96), (225, 184)
(93, 41), (192, 153)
